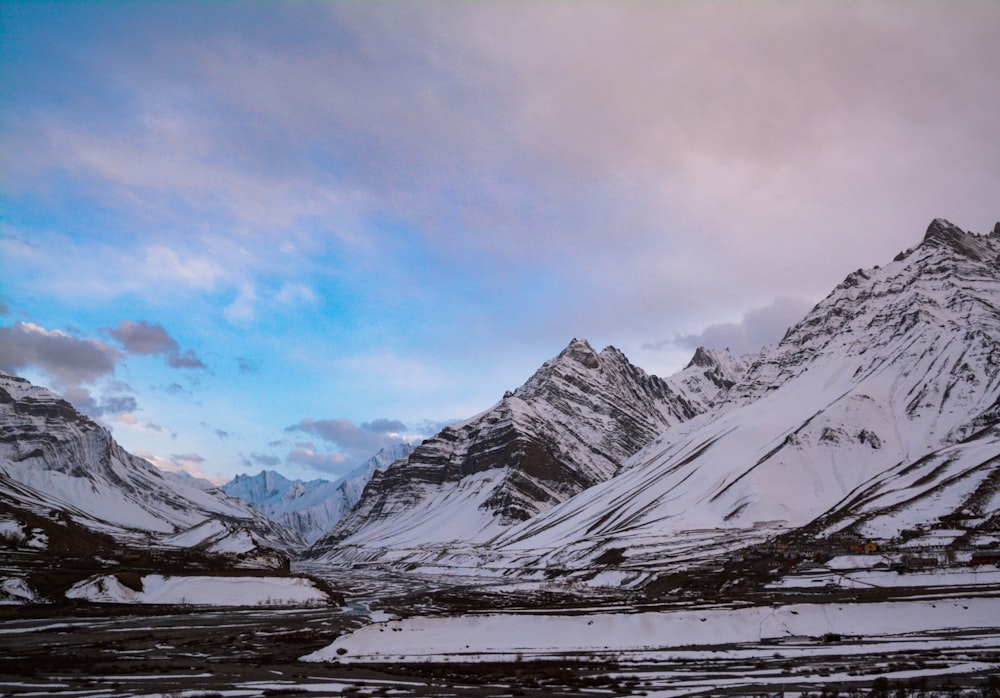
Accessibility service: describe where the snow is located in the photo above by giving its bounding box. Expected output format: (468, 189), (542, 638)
(0, 577), (41, 605)
(302, 596), (997, 663)
(162, 519), (230, 547)
(332, 469), (510, 550)
(0, 518), (47, 550)
(207, 528), (256, 554)
(161, 520), (267, 555)
(65, 574), (332, 607)
(826, 554), (891, 570)
(0, 518), (22, 539)
(769, 566), (1000, 589)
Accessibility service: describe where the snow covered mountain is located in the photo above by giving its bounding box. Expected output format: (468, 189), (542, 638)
(309, 339), (746, 559)
(0, 372), (302, 556)
(483, 218), (1000, 580)
(306, 218), (1000, 586)
(222, 443), (413, 544)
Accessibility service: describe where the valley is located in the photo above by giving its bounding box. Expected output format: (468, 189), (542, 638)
(2, 564), (999, 697)
(3, 219), (1000, 695)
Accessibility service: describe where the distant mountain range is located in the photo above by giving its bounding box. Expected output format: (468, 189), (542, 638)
(220, 442), (413, 544)
(3, 216), (998, 601)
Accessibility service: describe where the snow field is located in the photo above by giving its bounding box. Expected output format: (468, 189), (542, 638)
(302, 596), (999, 663)
(66, 574), (332, 607)
(768, 566), (1000, 589)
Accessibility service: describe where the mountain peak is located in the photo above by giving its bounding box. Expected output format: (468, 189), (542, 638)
(921, 218), (994, 261)
(685, 346), (717, 369)
(923, 217), (964, 240)
(557, 338), (599, 368)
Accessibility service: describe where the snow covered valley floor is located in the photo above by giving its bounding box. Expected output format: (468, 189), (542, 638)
(2, 568), (999, 697)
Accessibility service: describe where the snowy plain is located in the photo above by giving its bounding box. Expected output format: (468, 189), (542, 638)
(303, 596), (1000, 664)
(65, 574), (331, 607)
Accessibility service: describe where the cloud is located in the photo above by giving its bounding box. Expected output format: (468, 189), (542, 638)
(244, 452), (282, 468)
(105, 320), (206, 369)
(100, 394), (139, 415)
(112, 414), (177, 438)
(200, 423), (230, 440)
(136, 450), (222, 484)
(0, 322), (128, 416)
(286, 447), (349, 475)
(285, 417), (411, 463)
(236, 357), (258, 374)
(6, 3), (998, 357)
(412, 418), (455, 438)
(169, 349), (206, 369)
(0, 228), (238, 305)
(142, 246), (228, 292)
(0, 321), (119, 383)
(223, 283), (257, 323)
(275, 282), (316, 306)
(362, 418), (407, 433)
(645, 297), (815, 356)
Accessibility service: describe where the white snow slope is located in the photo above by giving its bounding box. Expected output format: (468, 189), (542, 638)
(222, 443), (412, 544)
(485, 219), (1000, 575)
(66, 574), (331, 607)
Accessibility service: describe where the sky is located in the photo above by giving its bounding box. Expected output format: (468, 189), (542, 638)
(1, 1), (998, 484)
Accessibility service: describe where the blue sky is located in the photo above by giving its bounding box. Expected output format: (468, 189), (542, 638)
(2, 1), (998, 483)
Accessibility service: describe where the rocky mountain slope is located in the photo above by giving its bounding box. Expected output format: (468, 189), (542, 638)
(222, 442), (412, 544)
(305, 218), (1000, 587)
(0, 371), (302, 558)
(484, 218), (1000, 581)
(309, 339), (746, 559)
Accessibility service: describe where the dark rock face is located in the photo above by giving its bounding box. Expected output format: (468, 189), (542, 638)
(310, 339), (746, 556)
(922, 218), (995, 261)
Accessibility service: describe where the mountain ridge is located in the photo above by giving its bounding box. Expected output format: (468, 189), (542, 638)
(0, 370), (302, 555)
(483, 217), (1000, 580)
(307, 217), (1000, 588)
(308, 338), (746, 559)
